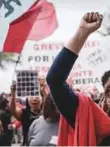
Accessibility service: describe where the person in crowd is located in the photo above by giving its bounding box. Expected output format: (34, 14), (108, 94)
(0, 94), (13, 146)
(12, 98), (24, 144)
(10, 82), (43, 145)
(11, 116), (23, 144)
(46, 12), (110, 146)
(28, 93), (60, 146)
(99, 70), (110, 115)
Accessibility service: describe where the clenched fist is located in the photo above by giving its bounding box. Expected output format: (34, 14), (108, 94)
(79, 12), (103, 34)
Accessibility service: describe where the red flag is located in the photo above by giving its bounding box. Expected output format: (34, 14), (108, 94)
(3, 0), (58, 53)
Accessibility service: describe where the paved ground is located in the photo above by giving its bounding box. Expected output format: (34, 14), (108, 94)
(11, 143), (20, 146)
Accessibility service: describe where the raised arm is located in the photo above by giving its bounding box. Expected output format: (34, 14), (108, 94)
(9, 82), (22, 120)
(46, 12), (103, 126)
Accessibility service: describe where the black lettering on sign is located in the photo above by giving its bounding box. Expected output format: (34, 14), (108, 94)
(35, 56), (41, 62)
(28, 56), (33, 62)
(43, 56), (48, 62)
(2, 0), (21, 17)
(94, 77), (100, 83)
(73, 77), (100, 85)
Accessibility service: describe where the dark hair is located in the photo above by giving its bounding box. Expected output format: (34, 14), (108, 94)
(0, 94), (8, 110)
(0, 93), (5, 97)
(0, 109), (11, 132)
(43, 93), (59, 121)
(101, 70), (110, 87)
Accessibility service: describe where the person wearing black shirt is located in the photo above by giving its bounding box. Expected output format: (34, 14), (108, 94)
(0, 94), (13, 146)
(10, 84), (42, 145)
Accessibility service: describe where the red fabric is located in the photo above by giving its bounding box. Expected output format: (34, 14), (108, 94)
(3, 0), (58, 53)
(57, 93), (110, 146)
(12, 120), (21, 129)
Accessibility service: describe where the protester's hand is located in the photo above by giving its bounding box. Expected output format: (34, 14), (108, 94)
(79, 12), (103, 34)
(11, 81), (16, 96)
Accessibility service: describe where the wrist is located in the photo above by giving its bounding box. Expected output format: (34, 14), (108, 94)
(11, 92), (16, 97)
(77, 27), (91, 37)
(65, 26), (91, 55)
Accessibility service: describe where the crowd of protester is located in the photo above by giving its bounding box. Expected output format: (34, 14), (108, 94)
(0, 76), (50, 146)
(0, 73), (108, 146)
